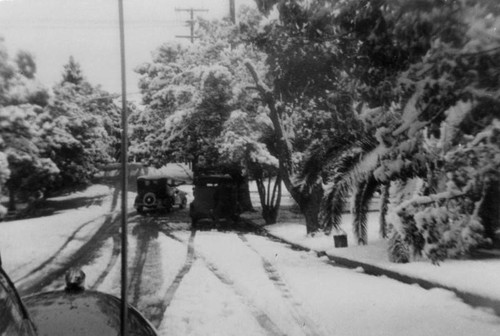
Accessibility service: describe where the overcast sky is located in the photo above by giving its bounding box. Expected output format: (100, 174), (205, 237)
(0, 0), (256, 99)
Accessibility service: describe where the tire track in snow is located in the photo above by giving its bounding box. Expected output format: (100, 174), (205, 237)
(17, 213), (120, 296)
(238, 233), (326, 336)
(14, 215), (105, 284)
(90, 212), (149, 291)
(88, 230), (121, 290)
(154, 228), (287, 336)
(128, 224), (152, 307)
(197, 249), (287, 336)
(158, 230), (197, 311)
(135, 226), (196, 328)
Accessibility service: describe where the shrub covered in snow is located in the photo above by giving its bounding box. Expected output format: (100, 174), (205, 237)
(380, 1), (500, 263)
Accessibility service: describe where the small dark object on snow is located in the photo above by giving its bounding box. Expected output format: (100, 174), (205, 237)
(334, 234), (348, 248)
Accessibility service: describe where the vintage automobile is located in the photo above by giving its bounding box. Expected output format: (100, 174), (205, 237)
(134, 175), (187, 215)
(0, 258), (158, 336)
(189, 174), (240, 228)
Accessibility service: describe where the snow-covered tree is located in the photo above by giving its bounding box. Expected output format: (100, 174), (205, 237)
(219, 106), (282, 223)
(15, 50), (37, 79)
(42, 56), (121, 194)
(377, 0), (500, 263)
(0, 151), (8, 217)
(61, 55), (84, 86)
(254, 0), (500, 262)
(132, 6), (273, 215)
(249, 0), (374, 233)
(311, 0), (500, 262)
(0, 42), (56, 213)
(132, 8), (267, 169)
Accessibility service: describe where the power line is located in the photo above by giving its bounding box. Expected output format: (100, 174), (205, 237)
(175, 7), (208, 43)
(0, 20), (183, 29)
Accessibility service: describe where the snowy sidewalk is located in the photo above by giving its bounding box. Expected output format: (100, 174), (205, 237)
(242, 211), (500, 316)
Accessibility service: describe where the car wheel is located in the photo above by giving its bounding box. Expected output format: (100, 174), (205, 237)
(180, 198), (187, 209)
(143, 192), (156, 206)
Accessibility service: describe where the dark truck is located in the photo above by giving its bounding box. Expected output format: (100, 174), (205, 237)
(189, 174), (240, 229)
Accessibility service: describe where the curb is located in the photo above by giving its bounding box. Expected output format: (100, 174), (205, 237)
(242, 217), (500, 317)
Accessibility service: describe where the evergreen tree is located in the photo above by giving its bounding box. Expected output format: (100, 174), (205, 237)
(0, 41), (56, 213)
(15, 51), (36, 79)
(61, 56), (84, 86)
(43, 57), (120, 194)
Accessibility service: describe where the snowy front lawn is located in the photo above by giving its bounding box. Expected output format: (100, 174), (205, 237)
(264, 211), (500, 308)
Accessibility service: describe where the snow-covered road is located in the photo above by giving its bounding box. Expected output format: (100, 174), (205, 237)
(64, 213), (500, 336)
(151, 229), (499, 336)
(1, 184), (499, 336)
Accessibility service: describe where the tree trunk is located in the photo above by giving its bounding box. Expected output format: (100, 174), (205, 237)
(255, 173), (282, 225)
(262, 205), (279, 225)
(379, 182), (390, 239)
(8, 186), (16, 212)
(238, 177), (254, 212)
(479, 180), (500, 246)
(245, 61), (320, 233)
(294, 182), (323, 234)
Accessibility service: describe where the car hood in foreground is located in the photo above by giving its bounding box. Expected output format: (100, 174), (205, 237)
(23, 290), (157, 336)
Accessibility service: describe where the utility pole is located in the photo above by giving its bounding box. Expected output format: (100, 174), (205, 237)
(116, 1), (129, 335)
(229, 0), (236, 24)
(175, 8), (208, 43)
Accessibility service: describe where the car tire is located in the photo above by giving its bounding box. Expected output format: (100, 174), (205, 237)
(143, 192), (156, 206)
(180, 198), (187, 209)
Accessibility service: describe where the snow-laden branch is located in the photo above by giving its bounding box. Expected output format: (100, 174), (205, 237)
(244, 60), (296, 193)
(396, 190), (466, 212)
(244, 60), (272, 95)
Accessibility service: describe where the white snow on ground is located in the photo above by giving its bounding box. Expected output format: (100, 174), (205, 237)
(1, 182), (500, 336)
(0, 185), (135, 282)
(158, 258), (267, 336)
(0, 185), (114, 280)
(162, 231), (500, 336)
(46, 184), (113, 201)
(244, 234), (500, 336)
(265, 211), (500, 303)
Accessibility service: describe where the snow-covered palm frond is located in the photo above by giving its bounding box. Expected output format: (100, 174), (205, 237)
(296, 140), (342, 194)
(321, 174), (351, 234)
(388, 230), (410, 264)
(379, 182), (390, 239)
(352, 174), (379, 245)
(321, 134), (384, 234)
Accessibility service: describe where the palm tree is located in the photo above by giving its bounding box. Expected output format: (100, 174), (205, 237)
(319, 135), (384, 241)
